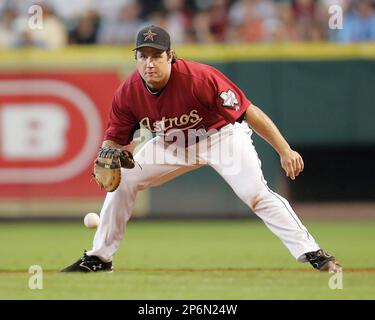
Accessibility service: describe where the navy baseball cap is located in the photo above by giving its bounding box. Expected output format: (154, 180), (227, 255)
(133, 25), (171, 51)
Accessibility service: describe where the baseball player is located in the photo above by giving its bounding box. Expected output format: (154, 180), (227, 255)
(62, 25), (341, 273)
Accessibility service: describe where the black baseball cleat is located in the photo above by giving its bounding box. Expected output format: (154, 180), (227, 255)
(61, 251), (113, 273)
(305, 249), (342, 272)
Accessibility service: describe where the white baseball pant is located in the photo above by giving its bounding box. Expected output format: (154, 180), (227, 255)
(87, 122), (320, 262)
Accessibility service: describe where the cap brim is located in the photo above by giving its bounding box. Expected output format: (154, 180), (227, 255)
(133, 43), (169, 51)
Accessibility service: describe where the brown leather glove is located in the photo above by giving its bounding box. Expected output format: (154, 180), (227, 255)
(92, 147), (135, 192)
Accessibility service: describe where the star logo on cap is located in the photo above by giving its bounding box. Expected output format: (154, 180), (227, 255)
(143, 29), (157, 41)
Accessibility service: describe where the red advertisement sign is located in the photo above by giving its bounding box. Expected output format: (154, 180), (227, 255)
(0, 72), (122, 198)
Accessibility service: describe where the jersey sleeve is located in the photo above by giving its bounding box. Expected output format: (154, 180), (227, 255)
(197, 66), (251, 123)
(103, 87), (139, 146)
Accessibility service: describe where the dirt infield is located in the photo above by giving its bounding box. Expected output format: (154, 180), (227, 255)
(1, 267), (374, 274)
(294, 202), (375, 219)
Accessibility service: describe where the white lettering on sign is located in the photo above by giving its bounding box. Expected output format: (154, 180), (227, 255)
(0, 80), (102, 183)
(1, 104), (68, 160)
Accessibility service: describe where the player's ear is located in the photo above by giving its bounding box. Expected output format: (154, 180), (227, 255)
(167, 50), (174, 63)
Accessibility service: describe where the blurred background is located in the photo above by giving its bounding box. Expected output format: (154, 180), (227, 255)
(0, 0), (374, 220)
(1, 0), (375, 46)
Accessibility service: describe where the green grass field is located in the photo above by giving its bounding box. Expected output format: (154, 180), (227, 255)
(0, 219), (374, 299)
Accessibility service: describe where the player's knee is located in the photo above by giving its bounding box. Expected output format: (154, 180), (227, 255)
(239, 187), (268, 210)
(235, 189), (259, 210)
(249, 193), (263, 210)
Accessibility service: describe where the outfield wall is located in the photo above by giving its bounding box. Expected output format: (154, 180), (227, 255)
(0, 43), (374, 218)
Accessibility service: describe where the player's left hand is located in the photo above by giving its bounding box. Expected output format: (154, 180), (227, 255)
(280, 149), (304, 180)
(92, 147), (135, 192)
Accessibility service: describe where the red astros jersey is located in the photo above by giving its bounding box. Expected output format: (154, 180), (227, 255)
(104, 58), (251, 145)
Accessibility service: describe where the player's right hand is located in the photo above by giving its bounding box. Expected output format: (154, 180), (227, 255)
(280, 149), (304, 180)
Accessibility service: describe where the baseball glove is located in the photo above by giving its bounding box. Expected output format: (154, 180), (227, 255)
(92, 147), (135, 192)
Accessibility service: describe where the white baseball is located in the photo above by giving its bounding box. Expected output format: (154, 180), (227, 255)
(84, 212), (100, 229)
